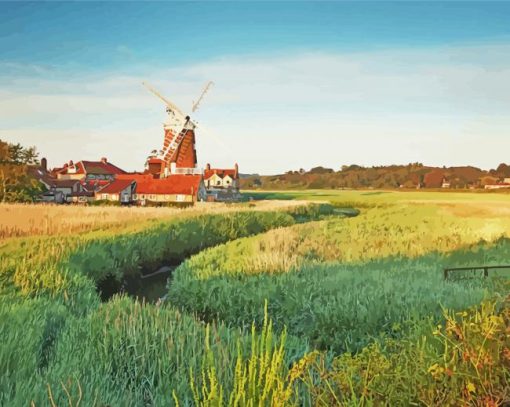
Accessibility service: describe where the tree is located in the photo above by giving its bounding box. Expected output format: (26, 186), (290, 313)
(0, 140), (43, 202)
(308, 166), (334, 174)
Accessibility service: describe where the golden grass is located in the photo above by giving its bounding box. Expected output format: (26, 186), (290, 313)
(0, 200), (306, 240)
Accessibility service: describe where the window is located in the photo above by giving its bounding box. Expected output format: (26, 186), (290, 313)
(102, 194), (108, 200)
(217, 180), (221, 186)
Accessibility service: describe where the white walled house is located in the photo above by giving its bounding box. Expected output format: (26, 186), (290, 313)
(95, 179), (136, 203)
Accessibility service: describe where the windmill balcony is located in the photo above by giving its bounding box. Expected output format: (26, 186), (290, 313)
(171, 167), (203, 175)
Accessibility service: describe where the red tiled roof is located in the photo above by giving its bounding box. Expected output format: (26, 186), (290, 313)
(97, 179), (135, 194)
(136, 175), (202, 195)
(116, 173), (155, 182)
(204, 169), (237, 179)
(57, 160), (126, 176)
(82, 160), (126, 175)
(81, 179), (110, 191)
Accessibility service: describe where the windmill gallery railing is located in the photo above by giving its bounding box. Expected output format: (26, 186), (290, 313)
(172, 167), (203, 175)
(443, 265), (510, 280)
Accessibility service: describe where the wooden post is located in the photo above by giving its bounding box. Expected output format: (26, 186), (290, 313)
(483, 267), (488, 278)
(444, 268), (448, 280)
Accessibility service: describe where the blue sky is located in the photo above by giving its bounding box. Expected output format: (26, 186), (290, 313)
(1, 2), (510, 173)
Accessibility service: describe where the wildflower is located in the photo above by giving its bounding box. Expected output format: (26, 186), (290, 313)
(466, 382), (476, 394)
(428, 363), (444, 379)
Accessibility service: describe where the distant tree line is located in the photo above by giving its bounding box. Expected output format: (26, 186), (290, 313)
(242, 163), (510, 190)
(0, 139), (43, 202)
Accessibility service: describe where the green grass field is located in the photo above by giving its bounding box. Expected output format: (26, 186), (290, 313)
(1, 191), (509, 405)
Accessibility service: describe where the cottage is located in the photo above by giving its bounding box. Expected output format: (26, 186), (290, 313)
(485, 183), (510, 190)
(67, 191), (95, 204)
(203, 163), (241, 201)
(133, 175), (206, 204)
(29, 160), (84, 202)
(54, 157), (126, 191)
(95, 179), (136, 203)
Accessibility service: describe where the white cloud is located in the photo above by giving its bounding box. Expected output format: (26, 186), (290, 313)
(1, 43), (510, 173)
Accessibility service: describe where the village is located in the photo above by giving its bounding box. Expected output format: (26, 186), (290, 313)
(28, 82), (242, 205)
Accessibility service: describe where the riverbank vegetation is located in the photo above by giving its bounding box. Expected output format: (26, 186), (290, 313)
(1, 191), (509, 405)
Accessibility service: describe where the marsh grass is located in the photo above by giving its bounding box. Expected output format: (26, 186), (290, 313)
(2, 190), (510, 405)
(0, 200), (306, 240)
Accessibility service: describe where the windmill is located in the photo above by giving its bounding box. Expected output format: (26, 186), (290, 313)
(142, 81), (214, 177)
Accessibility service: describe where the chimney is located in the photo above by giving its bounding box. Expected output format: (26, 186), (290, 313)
(101, 157), (107, 163)
(69, 160), (73, 166)
(41, 157), (47, 171)
(234, 163), (239, 178)
(206, 163), (211, 170)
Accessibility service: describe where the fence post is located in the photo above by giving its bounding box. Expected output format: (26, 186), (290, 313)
(483, 267), (488, 278)
(444, 268), (448, 280)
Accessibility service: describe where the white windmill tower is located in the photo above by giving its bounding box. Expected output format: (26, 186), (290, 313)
(142, 81), (214, 177)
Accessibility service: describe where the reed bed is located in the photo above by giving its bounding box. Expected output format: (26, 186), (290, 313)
(0, 200), (305, 240)
(169, 201), (510, 352)
(1, 191), (510, 405)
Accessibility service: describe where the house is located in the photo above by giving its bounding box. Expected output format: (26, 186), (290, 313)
(485, 182), (510, 190)
(29, 159), (85, 202)
(67, 190), (95, 204)
(54, 157), (126, 191)
(133, 174), (206, 204)
(95, 179), (136, 203)
(203, 163), (241, 201)
(204, 164), (239, 189)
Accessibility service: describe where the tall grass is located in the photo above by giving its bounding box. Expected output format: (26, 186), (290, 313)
(2, 296), (307, 406)
(2, 191), (510, 405)
(2, 205), (335, 310)
(0, 200), (306, 240)
(169, 204), (510, 352)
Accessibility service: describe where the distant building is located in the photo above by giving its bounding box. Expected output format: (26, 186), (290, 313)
(133, 175), (206, 204)
(54, 157), (126, 191)
(29, 160), (86, 203)
(204, 163), (241, 201)
(67, 191), (95, 204)
(485, 182), (510, 190)
(95, 179), (136, 203)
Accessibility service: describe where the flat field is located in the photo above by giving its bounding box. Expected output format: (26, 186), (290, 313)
(1, 191), (509, 405)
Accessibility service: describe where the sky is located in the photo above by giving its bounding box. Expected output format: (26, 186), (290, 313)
(1, 2), (510, 174)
